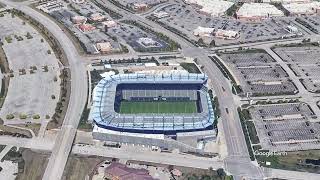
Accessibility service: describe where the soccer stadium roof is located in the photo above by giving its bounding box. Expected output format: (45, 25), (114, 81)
(89, 73), (215, 134)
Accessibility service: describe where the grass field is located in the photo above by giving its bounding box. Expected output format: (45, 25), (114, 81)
(120, 101), (198, 114)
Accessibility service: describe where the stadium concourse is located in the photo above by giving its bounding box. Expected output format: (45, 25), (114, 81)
(89, 73), (216, 152)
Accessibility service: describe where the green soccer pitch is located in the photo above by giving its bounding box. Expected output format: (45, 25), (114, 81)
(119, 101), (198, 114)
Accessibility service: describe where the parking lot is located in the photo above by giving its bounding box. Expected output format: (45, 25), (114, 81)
(218, 51), (297, 96)
(0, 12), (61, 122)
(107, 21), (170, 52)
(249, 103), (320, 152)
(273, 45), (320, 93)
(49, 0), (176, 54)
(153, 2), (304, 46)
(295, 16), (320, 34)
(114, 0), (168, 12)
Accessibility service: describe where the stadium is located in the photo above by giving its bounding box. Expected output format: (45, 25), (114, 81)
(89, 73), (215, 151)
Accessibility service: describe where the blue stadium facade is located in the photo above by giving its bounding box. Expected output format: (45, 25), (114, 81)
(89, 73), (215, 135)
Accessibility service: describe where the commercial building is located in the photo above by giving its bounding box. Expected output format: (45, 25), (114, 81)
(70, 15), (87, 24)
(102, 20), (117, 29)
(36, 0), (66, 13)
(237, 3), (284, 21)
(78, 23), (96, 32)
(96, 42), (113, 53)
(263, 0), (311, 4)
(286, 25), (299, 33)
(71, 0), (85, 4)
(184, 0), (234, 17)
(105, 162), (155, 180)
(132, 3), (149, 11)
(193, 26), (215, 37)
(283, 2), (320, 15)
(137, 38), (159, 47)
(152, 11), (170, 19)
(215, 29), (239, 40)
(89, 13), (105, 22)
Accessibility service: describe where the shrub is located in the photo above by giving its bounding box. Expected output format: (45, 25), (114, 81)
(32, 114), (40, 119)
(19, 114), (27, 119)
(6, 114), (14, 119)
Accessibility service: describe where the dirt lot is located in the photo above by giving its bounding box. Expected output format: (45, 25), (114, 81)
(0, 124), (32, 138)
(61, 155), (107, 180)
(257, 150), (320, 173)
(4, 148), (50, 180)
(11, 123), (41, 136)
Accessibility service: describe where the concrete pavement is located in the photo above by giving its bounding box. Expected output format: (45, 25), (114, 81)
(0, 136), (54, 151)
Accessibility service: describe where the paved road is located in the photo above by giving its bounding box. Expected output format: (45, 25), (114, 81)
(72, 144), (224, 169)
(0, 1), (88, 179)
(0, 145), (13, 159)
(187, 50), (264, 179)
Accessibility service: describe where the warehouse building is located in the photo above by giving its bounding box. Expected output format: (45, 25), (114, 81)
(193, 26), (215, 37)
(283, 2), (320, 15)
(184, 0), (234, 17)
(237, 3), (284, 21)
(215, 29), (239, 40)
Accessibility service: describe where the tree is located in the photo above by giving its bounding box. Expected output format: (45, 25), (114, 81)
(217, 168), (226, 179)
(209, 39), (216, 47)
(197, 38), (204, 45)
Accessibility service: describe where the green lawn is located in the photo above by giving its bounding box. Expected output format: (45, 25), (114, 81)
(120, 101), (198, 114)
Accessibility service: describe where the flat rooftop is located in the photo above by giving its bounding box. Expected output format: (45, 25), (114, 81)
(237, 3), (284, 18)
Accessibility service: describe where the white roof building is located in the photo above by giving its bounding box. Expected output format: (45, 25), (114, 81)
(286, 25), (299, 33)
(215, 29), (239, 40)
(152, 11), (170, 19)
(71, 15), (87, 24)
(237, 3), (284, 20)
(102, 20), (117, 28)
(90, 13), (105, 21)
(137, 38), (159, 47)
(283, 2), (320, 15)
(184, 0), (234, 17)
(96, 42), (113, 53)
(36, 0), (66, 13)
(193, 26), (215, 37)
(263, 0), (311, 4)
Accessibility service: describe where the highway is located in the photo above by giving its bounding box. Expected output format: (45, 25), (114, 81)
(0, 0), (88, 179)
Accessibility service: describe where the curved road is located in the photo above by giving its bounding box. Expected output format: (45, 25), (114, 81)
(0, 0), (88, 179)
